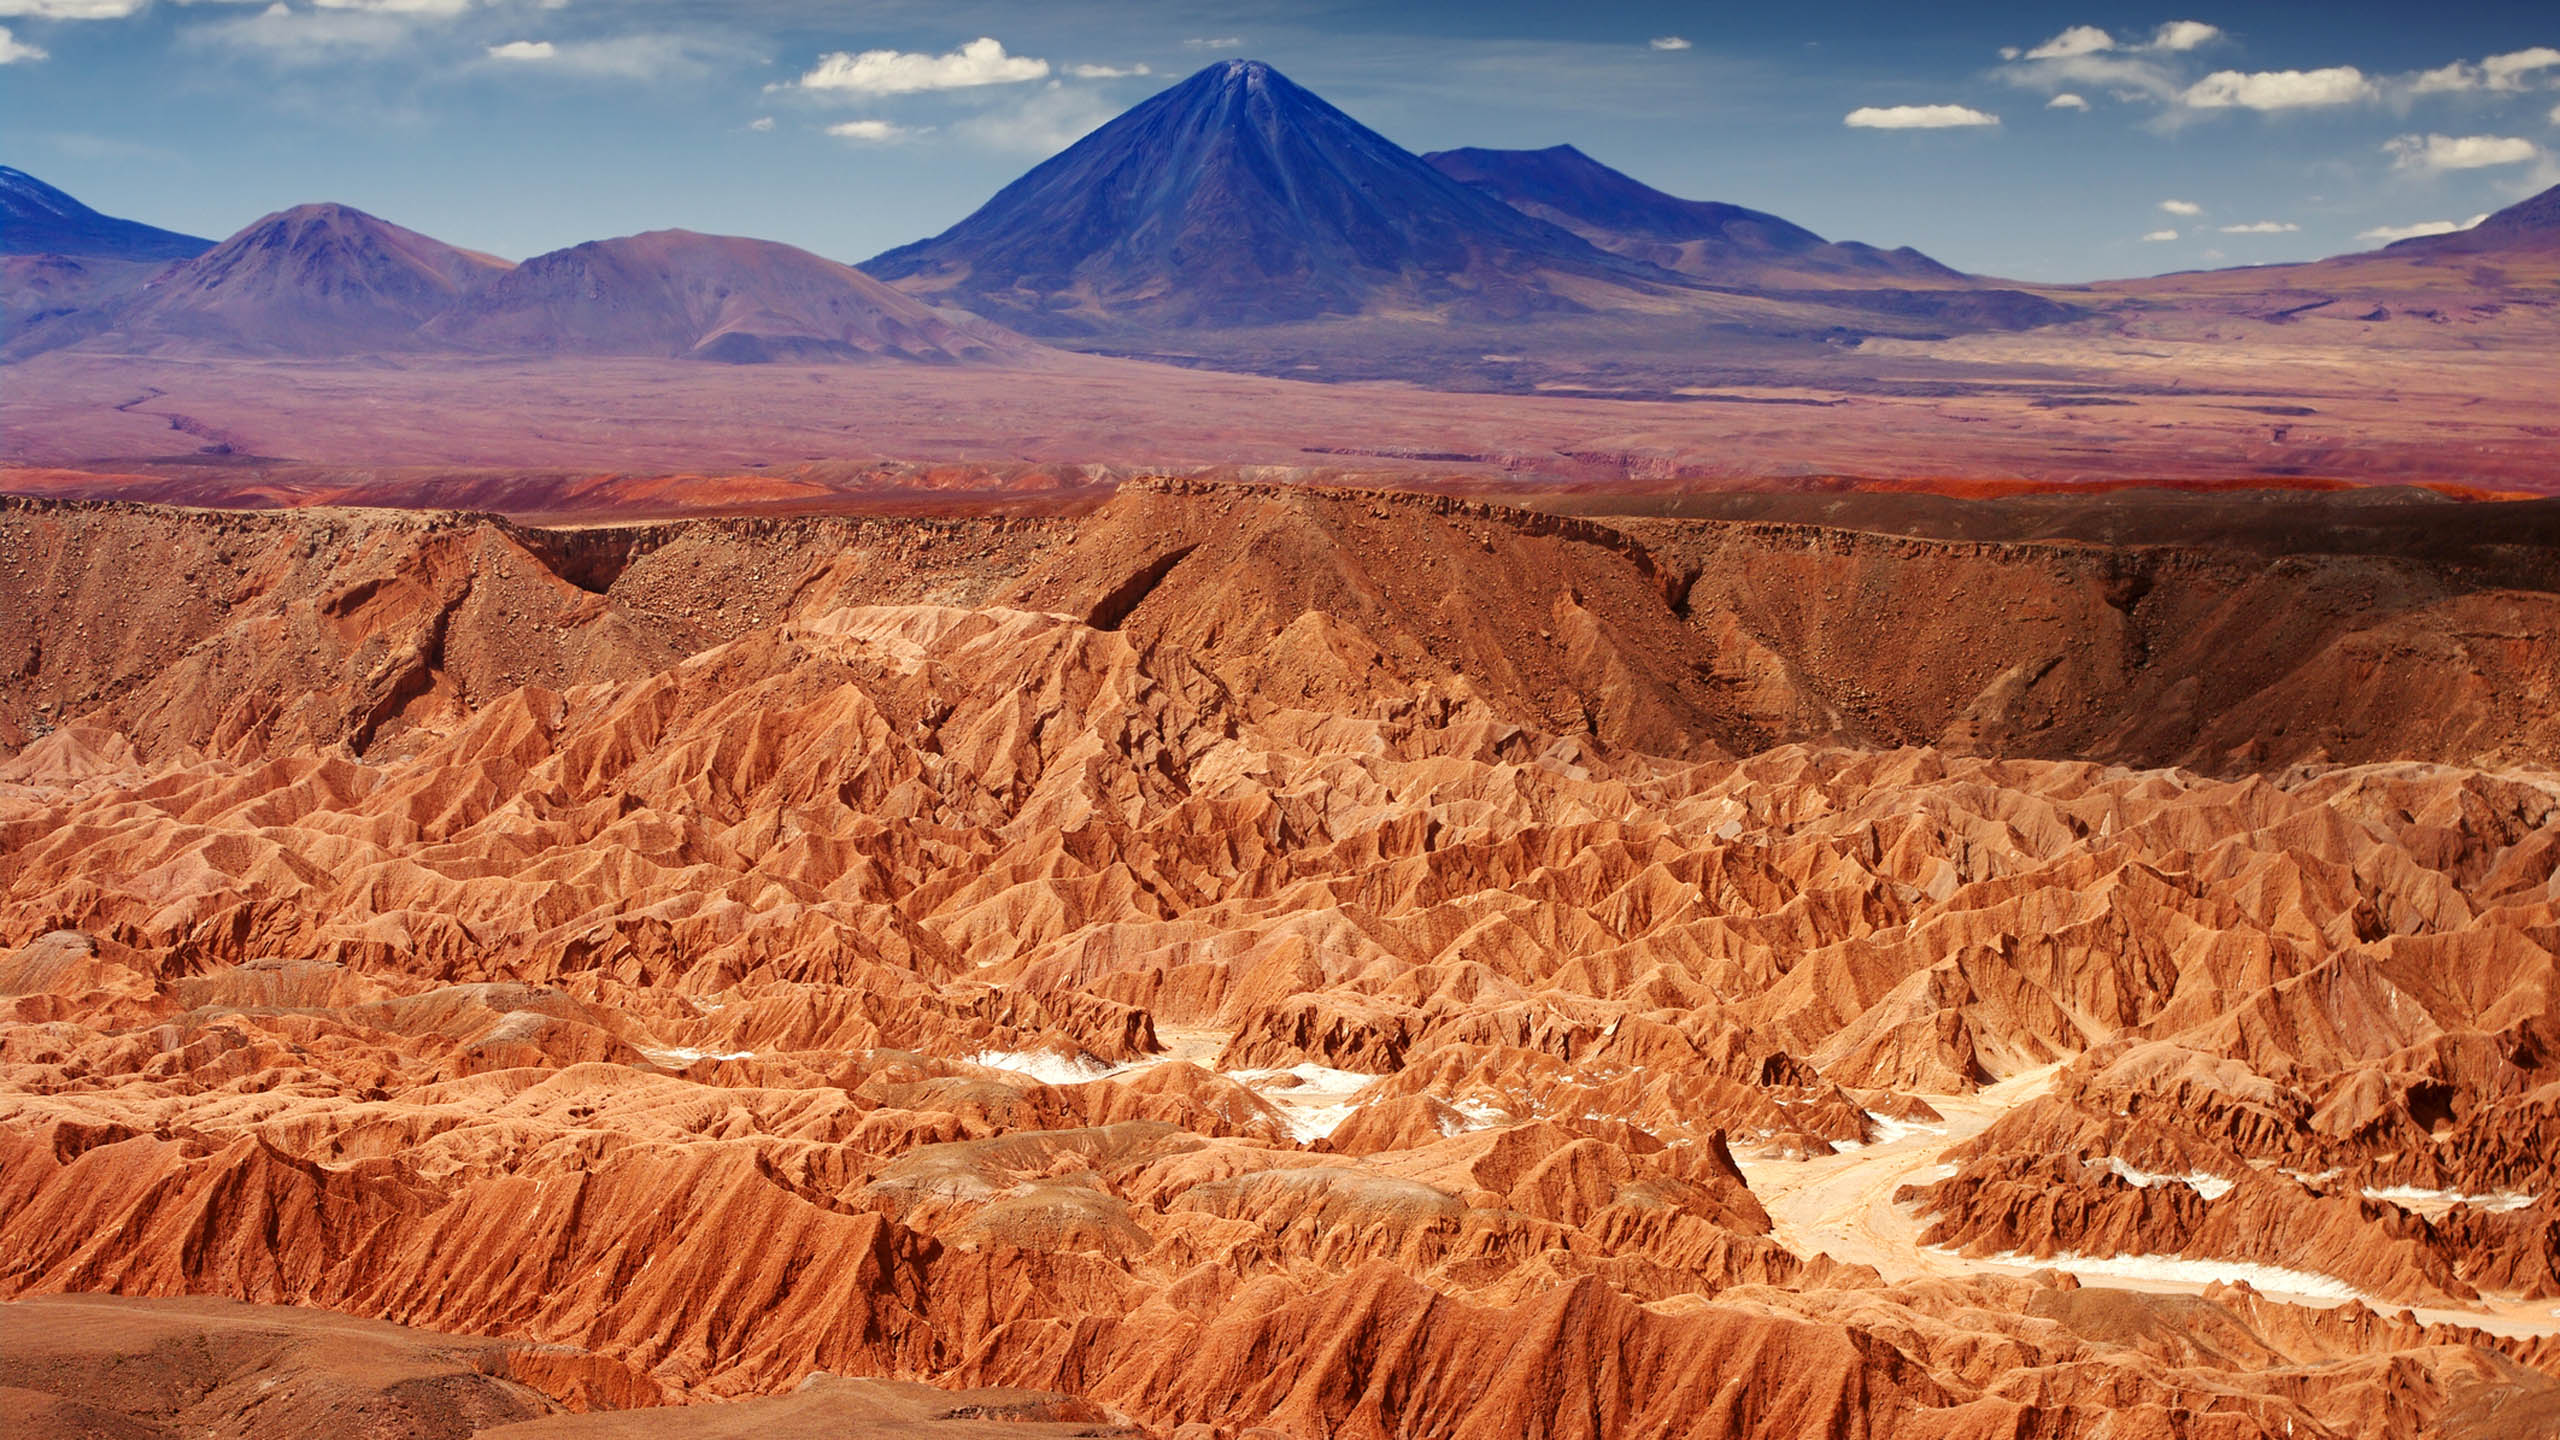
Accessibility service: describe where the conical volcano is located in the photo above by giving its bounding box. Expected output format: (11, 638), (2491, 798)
(864, 59), (1659, 333)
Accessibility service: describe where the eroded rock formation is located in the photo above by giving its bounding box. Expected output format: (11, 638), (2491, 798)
(2, 482), (2556, 1438)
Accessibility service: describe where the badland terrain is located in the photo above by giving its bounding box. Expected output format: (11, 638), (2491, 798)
(4, 54), (2560, 1440)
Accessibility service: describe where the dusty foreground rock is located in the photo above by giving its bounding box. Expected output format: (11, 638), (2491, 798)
(3, 481), (2558, 1438)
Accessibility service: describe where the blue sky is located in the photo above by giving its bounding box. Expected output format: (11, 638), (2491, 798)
(3, 1), (2554, 281)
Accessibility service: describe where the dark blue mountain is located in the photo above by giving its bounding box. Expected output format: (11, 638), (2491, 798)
(0, 166), (212, 262)
(1424, 144), (1968, 285)
(863, 60), (1668, 333)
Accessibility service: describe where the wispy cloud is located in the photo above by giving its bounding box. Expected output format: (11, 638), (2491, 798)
(826, 119), (916, 142)
(480, 33), (748, 81)
(0, 0), (144, 16)
(1844, 103), (1999, 130)
(1649, 36), (1691, 52)
(2409, 46), (2560, 94)
(748, 115), (773, 132)
(2024, 26), (2113, 61)
(2182, 67), (2374, 110)
(1065, 62), (1150, 79)
(2218, 220), (2299, 234)
(2356, 217), (2483, 242)
(2147, 21), (2222, 53)
(2141, 228), (2179, 242)
(2047, 92), (2088, 110)
(2385, 133), (2540, 171)
(798, 37), (1046, 96)
(954, 81), (1119, 154)
(198, 2), (417, 63)
(308, 0), (472, 15)
(0, 23), (42, 62)
(2159, 199), (2201, 216)
(1185, 36), (1241, 51)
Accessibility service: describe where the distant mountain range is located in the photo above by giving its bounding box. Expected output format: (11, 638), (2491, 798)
(4, 58), (2556, 385)
(2, 198), (1013, 365)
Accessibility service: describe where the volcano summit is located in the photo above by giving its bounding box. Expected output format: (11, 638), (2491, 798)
(864, 59), (1664, 332)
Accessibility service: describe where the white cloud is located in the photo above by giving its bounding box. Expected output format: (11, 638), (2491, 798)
(2182, 67), (2374, 110)
(1844, 103), (1999, 129)
(2160, 199), (2203, 215)
(0, 0), (142, 17)
(2415, 47), (2560, 94)
(748, 115), (774, 132)
(2047, 93), (2089, 110)
(798, 36), (1046, 96)
(2357, 219), (2467, 242)
(486, 39), (552, 60)
(2219, 221), (2299, 234)
(1065, 62), (1150, 78)
(2386, 133), (2540, 171)
(2551, 101), (2560, 126)
(0, 23), (41, 60)
(2147, 21), (2222, 52)
(2141, 229), (2180, 242)
(1649, 36), (1692, 52)
(2409, 62), (2472, 95)
(2485, 46), (2560, 87)
(826, 119), (915, 142)
(1185, 36), (1241, 50)
(2026, 26), (2114, 61)
(552, 34), (737, 79)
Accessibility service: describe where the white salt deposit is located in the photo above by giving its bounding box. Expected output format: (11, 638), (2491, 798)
(1865, 1112), (1948, 1146)
(2104, 1159), (2236, 1201)
(2360, 1184), (2536, 1213)
(1944, 1247), (2368, 1302)
(1437, 1097), (1509, 1136)
(1227, 1063), (1385, 1143)
(968, 1049), (1121, 1085)
(1229, 1062), (1384, 1093)
(642, 1046), (756, 1064)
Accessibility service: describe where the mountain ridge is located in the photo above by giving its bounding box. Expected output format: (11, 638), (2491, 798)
(1422, 144), (1973, 288)
(0, 166), (212, 263)
(424, 228), (1017, 364)
(2384, 181), (2560, 257)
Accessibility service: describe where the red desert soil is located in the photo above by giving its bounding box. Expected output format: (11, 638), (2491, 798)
(4, 480), (2559, 1439)
(5, 307), (2559, 488)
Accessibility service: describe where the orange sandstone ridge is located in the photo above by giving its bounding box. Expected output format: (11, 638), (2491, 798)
(2, 481), (2558, 1439)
